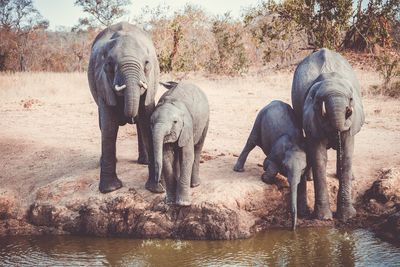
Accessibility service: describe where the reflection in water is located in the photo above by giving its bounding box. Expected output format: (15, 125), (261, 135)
(0, 228), (399, 266)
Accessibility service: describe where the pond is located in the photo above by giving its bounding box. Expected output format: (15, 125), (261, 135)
(0, 228), (399, 266)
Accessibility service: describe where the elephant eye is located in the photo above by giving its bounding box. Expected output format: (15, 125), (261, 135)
(173, 120), (177, 124)
(144, 60), (151, 73)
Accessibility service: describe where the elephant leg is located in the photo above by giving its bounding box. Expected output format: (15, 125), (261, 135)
(298, 171), (311, 217)
(305, 166), (313, 181)
(98, 102), (122, 193)
(309, 139), (332, 220)
(176, 143), (194, 206)
(261, 159), (278, 184)
(190, 143), (203, 188)
(336, 131), (356, 221)
(191, 124), (207, 187)
(234, 135), (257, 172)
(136, 122), (149, 165)
(140, 103), (165, 193)
(162, 145), (176, 205)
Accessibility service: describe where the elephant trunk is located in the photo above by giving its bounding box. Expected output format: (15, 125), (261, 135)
(121, 62), (142, 119)
(290, 178), (298, 231)
(152, 124), (167, 183)
(337, 130), (343, 181)
(326, 99), (350, 132)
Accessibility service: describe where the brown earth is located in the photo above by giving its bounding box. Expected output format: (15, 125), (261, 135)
(0, 70), (399, 240)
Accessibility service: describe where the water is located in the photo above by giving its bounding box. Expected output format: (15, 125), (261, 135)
(0, 228), (399, 267)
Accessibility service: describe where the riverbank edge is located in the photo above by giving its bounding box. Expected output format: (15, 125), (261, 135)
(0, 168), (399, 245)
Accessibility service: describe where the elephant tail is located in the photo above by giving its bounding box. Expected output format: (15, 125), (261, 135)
(160, 81), (178, 90)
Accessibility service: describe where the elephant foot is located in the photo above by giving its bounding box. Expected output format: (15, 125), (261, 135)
(261, 172), (275, 184)
(336, 205), (356, 222)
(175, 197), (191, 207)
(145, 180), (165, 193)
(99, 175), (123, 194)
(314, 206), (333, 220)
(165, 194), (176, 205)
(298, 205), (312, 218)
(137, 155), (149, 165)
(233, 162), (245, 172)
(191, 182), (200, 188)
(191, 176), (200, 188)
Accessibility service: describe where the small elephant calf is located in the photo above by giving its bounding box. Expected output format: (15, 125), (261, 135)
(234, 100), (309, 230)
(151, 81), (209, 206)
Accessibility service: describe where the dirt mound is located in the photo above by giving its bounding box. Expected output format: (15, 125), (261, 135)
(361, 168), (400, 244)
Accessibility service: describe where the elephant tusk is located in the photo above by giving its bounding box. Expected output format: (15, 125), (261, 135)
(115, 84), (126, 91)
(321, 101), (327, 117)
(139, 80), (148, 89)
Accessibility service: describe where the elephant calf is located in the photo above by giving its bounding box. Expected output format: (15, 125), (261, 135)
(234, 100), (309, 230)
(151, 81), (209, 206)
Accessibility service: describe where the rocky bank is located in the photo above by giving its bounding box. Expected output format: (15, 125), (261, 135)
(1, 165), (399, 242)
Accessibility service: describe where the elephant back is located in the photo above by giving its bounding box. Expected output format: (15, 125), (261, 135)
(258, 100), (303, 153)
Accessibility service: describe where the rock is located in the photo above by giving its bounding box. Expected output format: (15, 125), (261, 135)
(375, 211), (400, 244)
(0, 189), (19, 220)
(23, 175), (289, 239)
(363, 168), (400, 244)
(364, 168), (400, 204)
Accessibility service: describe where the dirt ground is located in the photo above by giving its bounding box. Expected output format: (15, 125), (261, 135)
(0, 69), (399, 225)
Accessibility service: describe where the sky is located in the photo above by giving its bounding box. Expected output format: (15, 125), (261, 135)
(34, 0), (262, 30)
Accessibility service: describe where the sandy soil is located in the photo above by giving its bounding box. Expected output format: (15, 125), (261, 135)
(0, 70), (399, 236)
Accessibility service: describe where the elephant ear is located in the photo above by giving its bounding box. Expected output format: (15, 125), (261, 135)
(178, 106), (193, 147)
(303, 82), (322, 139)
(94, 41), (117, 106)
(145, 56), (159, 107)
(350, 92), (365, 136)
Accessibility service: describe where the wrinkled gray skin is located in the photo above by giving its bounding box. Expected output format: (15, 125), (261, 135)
(88, 22), (163, 194)
(234, 100), (309, 230)
(151, 81), (209, 206)
(292, 48), (365, 221)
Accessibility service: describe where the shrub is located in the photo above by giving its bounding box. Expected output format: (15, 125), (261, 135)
(206, 14), (249, 75)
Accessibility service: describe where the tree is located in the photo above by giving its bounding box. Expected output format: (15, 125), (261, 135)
(266, 0), (353, 50)
(0, 0), (48, 71)
(207, 13), (249, 75)
(74, 0), (131, 27)
(344, 0), (400, 51)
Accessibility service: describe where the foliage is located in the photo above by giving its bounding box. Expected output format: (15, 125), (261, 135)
(0, 1), (399, 73)
(137, 4), (217, 73)
(344, 0), (400, 51)
(243, 1), (307, 66)
(74, 0), (131, 27)
(207, 13), (249, 75)
(0, 0), (48, 71)
(261, 0), (353, 50)
(374, 50), (400, 97)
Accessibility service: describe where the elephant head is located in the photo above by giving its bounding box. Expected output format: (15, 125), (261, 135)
(151, 101), (193, 183)
(262, 136), (307, 230)
(303, 72), (364, 139)
(281, 147), (307, 230)
(94, 31), (158, 120)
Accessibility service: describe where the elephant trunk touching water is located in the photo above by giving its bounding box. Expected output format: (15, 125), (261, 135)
(292, 48), (364, 222)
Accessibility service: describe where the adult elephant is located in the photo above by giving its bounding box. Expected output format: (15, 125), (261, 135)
(292, 48), (365, 221)
(88, 22), (164, 194)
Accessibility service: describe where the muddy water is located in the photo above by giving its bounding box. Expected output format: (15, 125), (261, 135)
(0, 228), (399, 266)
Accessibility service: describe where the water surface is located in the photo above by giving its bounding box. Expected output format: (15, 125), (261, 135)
(0, 228), (399, 266)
